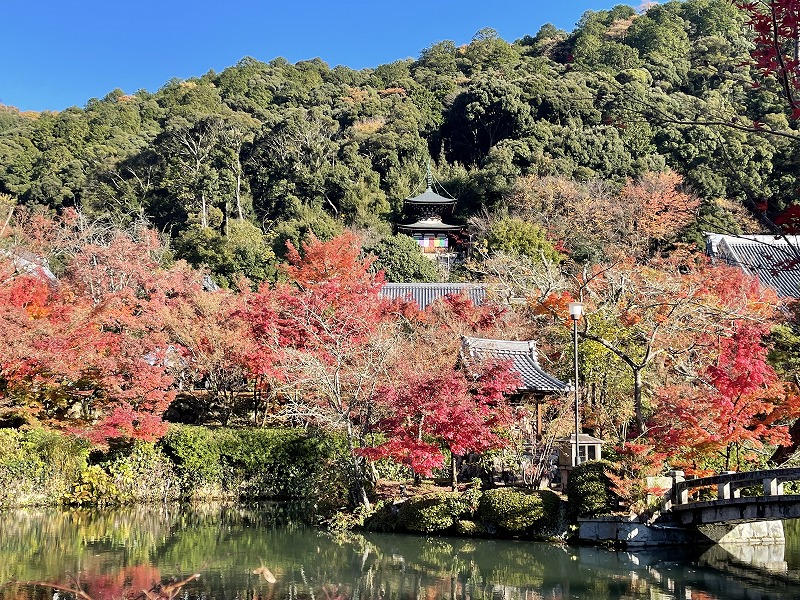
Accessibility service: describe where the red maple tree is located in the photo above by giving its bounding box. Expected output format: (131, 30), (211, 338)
(362, 359), (520, 488)
(0, 214), (183, 445)
(240, 233), (399, 509)
(738, 0), (800, 120)
(650, 324), (798, 470)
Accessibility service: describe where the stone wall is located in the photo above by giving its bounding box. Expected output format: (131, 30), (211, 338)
(578, 516), (785, 547)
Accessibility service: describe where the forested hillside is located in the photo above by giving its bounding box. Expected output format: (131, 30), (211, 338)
(0, 0), (795, 284)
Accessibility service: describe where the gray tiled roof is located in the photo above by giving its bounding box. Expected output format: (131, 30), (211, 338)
(404, 186), (457, 205)
(707, 234), (800, 298)
(462, 337), (570, 394)
(380, 283), (487, 310)
(397, 218), (463, 232)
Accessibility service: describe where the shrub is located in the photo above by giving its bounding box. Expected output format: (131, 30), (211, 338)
(478, 488), (558, 533)
(455, 478), (484, 517)
(64, 465), (121, 506)
(397, 493), (461, 533)
(363, 500), (400, 532)
(220, 427), (352, 511)
(105, 441), (180, 503)
(566, 460), (617, 521)
(0, 428), (89, 506)
(159, 425), (351, 506)
(160, 425), (223, 495)
(456, 519), (488, 536)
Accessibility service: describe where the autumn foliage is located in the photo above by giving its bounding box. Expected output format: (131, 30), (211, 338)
(739, 0), (800, 120)
(3, 205), (800, 498)
(651, 324), (800, 470)
(362, 359), (520, 476)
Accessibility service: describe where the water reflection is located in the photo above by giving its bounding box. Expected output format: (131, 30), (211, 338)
(0, 505), (799, 600)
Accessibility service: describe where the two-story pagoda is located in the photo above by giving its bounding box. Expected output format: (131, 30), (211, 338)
(397, 171), (462, 254)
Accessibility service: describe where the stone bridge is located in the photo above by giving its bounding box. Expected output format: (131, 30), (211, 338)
(579, 468), (800, 546)
(662, 468), (800, 526)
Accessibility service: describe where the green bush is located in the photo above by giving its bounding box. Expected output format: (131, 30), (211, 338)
(160, 425), (224, 496)
(0, 428), (89, 507)
(0, 425), (352, 509)
(105, 441), (180, 503)
(218, 428), (338, 498)
(456, 519), (488, 536)
(478, 488), (558, 533)
(566, 460), (617, 521)
(450, 478), (483, 518)
(159, 425), (351, 506)
(64, 465), (121, 506)
(397, 493), (461, 533)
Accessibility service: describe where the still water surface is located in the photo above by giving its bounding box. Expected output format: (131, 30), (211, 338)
(1, 504), (800, 600)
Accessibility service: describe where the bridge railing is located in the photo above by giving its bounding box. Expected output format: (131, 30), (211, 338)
(662, 468), (800, 511)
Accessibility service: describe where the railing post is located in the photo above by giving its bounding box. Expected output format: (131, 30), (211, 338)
(668, 470), (686, 508)
(718, 471), (738, 500)
(764, 476), (784, 496)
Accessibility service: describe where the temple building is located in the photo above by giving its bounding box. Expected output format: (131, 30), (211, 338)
(462, 336), (569, 436)
(705, 232), (800, 298)
(397, 172), (462, 254)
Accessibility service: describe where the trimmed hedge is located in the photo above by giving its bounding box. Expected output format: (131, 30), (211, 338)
(478, 488), (560, 533)
(397, 492), (463, 532)
(566, 459), (617, 520)
(160, 425), (350, 505)
(0, 424), (351, 509)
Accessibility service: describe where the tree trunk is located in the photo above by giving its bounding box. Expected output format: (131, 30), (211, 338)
(345, 422), (371, 511)
(451, 453), (458, 491)
(200, 192), (208, 229)
(235, 168), (244, 221)
(634, 369), (645, 434)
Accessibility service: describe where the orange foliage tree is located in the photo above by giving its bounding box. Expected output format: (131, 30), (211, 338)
(0, 212), (185, 445)
(572, 254), (779, 434)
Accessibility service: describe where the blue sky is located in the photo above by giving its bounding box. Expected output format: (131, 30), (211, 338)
(3, 1), (634, 112)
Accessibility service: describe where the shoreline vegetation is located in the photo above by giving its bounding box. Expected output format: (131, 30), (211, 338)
(0, 425), (573, 541)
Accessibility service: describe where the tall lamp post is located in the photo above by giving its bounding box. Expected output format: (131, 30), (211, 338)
(568, 302), (583, 467)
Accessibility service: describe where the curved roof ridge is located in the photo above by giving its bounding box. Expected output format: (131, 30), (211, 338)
(462, 335), (569, 394)
(404, 186), (457, 205)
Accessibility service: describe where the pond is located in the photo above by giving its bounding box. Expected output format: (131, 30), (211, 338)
(1, 504), (800, 600)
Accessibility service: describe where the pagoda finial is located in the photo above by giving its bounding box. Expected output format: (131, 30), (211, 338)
(426, 160), (433, 189)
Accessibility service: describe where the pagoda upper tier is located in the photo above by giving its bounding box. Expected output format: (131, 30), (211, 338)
(397, 184), (462, 252)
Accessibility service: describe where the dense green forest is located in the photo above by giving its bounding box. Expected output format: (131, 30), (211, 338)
(0, 0), (795, 284)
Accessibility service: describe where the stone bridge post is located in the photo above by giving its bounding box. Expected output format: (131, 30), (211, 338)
(662, 470), (686, 512)
(718, 470), (739, 500)
(764, 476), (784, 496)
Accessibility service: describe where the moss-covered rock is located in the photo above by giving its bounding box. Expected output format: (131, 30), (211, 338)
(364, 500), (400, 532)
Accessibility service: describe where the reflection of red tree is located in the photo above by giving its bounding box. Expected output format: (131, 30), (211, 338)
(80, 565), (163, 600)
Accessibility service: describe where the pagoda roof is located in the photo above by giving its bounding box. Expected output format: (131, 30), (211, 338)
(404, 186), (457, 206)
(397, 218), (463, 233)
(462, 337), (570, 394)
